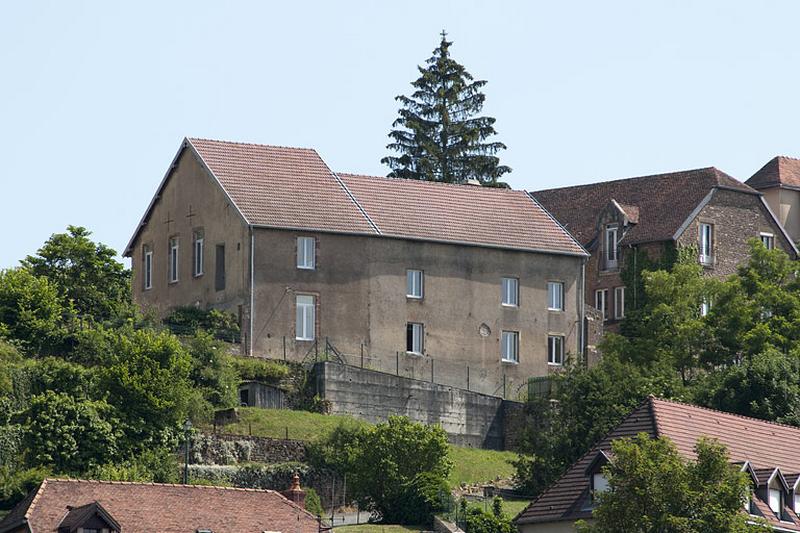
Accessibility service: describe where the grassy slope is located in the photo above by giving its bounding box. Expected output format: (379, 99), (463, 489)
(209, 408), (518, 486)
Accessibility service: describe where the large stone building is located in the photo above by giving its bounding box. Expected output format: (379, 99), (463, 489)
(747, 156), (800, 243)
(124, 138), (588, 394)
(514, 397), (800, 532)
(532, 167), (797, 330)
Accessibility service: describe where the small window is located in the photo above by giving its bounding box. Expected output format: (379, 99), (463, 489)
(296, 295), (315, 341)
(761, 232), (775, 250)
(215, 244), (226, 291)
(143, 245), (153, 290)
(501, 331), (519, 363)
(407, 270), (424, 299)
(297, 236), (316, 270)
(548, 335), (564, 365)
(407, 323), (424, 354)
(769, 487), (782, 514)
(700, 298), (711, 317)
(605, 225), (618, 269)
(592, 472), (609, 495)
(595, 289), (608, 320)
(193, 230), (204, 277)
(502, 277), (519, 307)
(794, 491), (800, 515)
(614, 287), (625, 319)
(699, 223), (713, 265)
(547, 282), (564, 311)
(169, 237), (179, 283)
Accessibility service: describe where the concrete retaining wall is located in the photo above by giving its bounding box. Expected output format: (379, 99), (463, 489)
(315, 361), (521, 449)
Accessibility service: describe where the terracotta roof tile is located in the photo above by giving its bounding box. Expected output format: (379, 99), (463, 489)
(338, 173), (586, 255)
(747, 156), (800, 190)
(188, 138), (377, 235)
(515, 397), (800, 530)
(0, 478), (319, 533)
(531, 167), (757, 246)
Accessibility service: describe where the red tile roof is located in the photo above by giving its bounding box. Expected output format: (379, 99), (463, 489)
(515, 397), (800, 530)
(338, 173), (586, 255)
(747, 156), (800, 190)
(188, 138), (378, 235)
(531, 167), (757, 246)
(125, 138), (586, 257)
(0, 478), (320, 533)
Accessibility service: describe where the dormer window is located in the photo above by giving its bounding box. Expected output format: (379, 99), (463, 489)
(769, 483), (782, 514)
(592, 472), (609, 495)
(585, 451), (611, 503)
(767, 469), (788, 517)
(794, 489), (800, 515)
(604, 224), (619, 270)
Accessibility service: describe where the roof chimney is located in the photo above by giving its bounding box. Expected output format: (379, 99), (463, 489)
(282, 473), (305, 509)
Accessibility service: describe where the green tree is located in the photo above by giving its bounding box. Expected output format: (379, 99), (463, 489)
(185, 332), (238, 408)
(0, 268), (68, 354)
(381, 32), (510, 185)
(98, 328), (192, 452)
(577, 435), (760, 533)
(20, 391), (118, 473)
(22, 225), (132, 323)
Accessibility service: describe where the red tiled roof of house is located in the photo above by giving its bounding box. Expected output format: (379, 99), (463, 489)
(515, 397), (800, 530)
(0, 478), (320, 533)
(747, 156), (800, 190)
(125, 138), (586, 257)
(531, 167), (757, 246)
(338, 173), (586, 255)
(188, 138), (378, 235)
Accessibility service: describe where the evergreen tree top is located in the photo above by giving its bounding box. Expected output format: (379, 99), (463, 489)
(382, 32), (511, 186)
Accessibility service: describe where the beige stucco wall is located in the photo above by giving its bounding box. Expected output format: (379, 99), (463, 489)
(129, 147), (250, 322)
(777, 188), (800, 243)
(250, 228), (584, 392)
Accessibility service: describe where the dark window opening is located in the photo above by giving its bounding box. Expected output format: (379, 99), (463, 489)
(215, 244), (226, 291)
(240, 388), (249, 406)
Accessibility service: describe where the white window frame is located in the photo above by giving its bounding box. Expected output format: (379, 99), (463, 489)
(592, 472), (609, 495)
(297, 236), (316, 270)
(605, 225), (618, 269)
(760, 232), (775, 250)
(193, 232), (204, 277)
(407, 269), (424, 299)
(548, 334), (564, 365)
(295, 295), (315, 341)
(794, 491), (800, 515)
(769, 487), (782, 515)
(501, 330), (519, 363)
(169, 237), (179, 283)
(547, 281), (564, 311)
(595, 289), (608, 320)
(407, 322), (424, 354)
(143, 246), (153, 290)
(614, 286), (625, 319)
(699, 223), (713, 265)
(502, 277), (519, 307)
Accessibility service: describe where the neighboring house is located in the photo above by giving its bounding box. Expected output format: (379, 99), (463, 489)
(0, 477), (317, 533)
(532, 167), (797, 329)
(124, 138), (588, 394)
(515, 397), (800, 532)
(747, 156), (800, 243)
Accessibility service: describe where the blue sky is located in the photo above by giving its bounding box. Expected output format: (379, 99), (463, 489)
(2, 1), (800, 268)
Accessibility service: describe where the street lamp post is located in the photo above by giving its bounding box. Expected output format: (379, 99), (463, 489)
(183, 419), (192, 485)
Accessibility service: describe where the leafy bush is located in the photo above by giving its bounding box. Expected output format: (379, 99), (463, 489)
(305, 487), (324, 516)
(0, 268), (68, 354)
(0, 425), (22, 468)
(0, 465), (49, 512)
(230, 356), (289, 384)
(187, 464), (237, 485)
(89, 448), (179, 484)
(230, 462), (310, 490)
(186, 332), (239, 408)
(463, 503), (514, 533)
(164, 306), (240, 342)
(20, 391), (118, 473)
(396, 472), (452, 526)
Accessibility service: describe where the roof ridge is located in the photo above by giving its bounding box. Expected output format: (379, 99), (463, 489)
(44, 477), (285, 494)
(24, 478), (48, 521)
(532, 166), (721, 195)
(338, 172), (525, 194)
(650, 396), (800, 433)
(187, 137), (318, 152)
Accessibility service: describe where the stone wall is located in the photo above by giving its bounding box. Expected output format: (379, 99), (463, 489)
(315, 361), (523, 449)
(198, 432), (307, 464)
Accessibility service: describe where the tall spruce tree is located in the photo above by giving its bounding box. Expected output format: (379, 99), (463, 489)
(381, 32), (511, 186)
